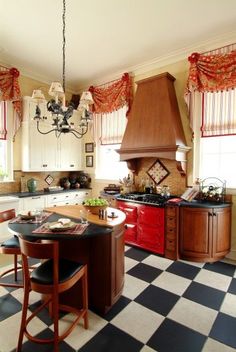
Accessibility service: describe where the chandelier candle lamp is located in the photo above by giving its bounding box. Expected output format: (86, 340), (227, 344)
(32, 0), (94, 139)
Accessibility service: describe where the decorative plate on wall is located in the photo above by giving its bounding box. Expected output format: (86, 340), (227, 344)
(146, 159), (170, 185)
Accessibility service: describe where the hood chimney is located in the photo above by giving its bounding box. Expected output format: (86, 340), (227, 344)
(117, 72), (190, 175)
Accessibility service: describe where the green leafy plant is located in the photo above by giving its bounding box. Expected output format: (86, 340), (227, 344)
(0, 168), (8, 179)
(83, 198), (108, 206)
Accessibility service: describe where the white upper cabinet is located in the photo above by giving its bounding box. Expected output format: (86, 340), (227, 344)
(21, 97), (82, 171)
(58, 110), (82, 170)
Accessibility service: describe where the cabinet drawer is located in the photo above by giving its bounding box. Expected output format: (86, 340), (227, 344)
(47, 193), (68, 203)
(166, 206), (177, 216)
(166, 216), (176, 228)
(166, 230), (176, 240)
(166, 238), (176, 251)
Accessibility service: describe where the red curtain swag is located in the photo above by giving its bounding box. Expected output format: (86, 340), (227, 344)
(186, 51), (236, 94)
(89, 73), (132, 116)
(185, 49), (236, 131)
(0, 66), (22, 138)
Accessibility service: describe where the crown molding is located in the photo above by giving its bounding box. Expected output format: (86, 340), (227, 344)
(2, 29), (236, 94)
(76, 30), (236, 91)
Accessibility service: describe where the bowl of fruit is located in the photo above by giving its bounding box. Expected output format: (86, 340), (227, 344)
(82, 198), (109, 215)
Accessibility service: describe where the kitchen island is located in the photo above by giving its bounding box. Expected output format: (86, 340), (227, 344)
(9, 205), (126, 315)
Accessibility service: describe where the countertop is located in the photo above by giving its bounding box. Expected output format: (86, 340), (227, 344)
(1, 188), (92, 198)
(8, 205), (125, 240)
(170, 199), (232, 208)
(45, 205), (126, 228)
(8, 212), (112, 240)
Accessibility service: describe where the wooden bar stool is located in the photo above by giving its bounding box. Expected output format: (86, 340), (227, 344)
(0, 209), (23, 288)
(17, 236), (88, 352)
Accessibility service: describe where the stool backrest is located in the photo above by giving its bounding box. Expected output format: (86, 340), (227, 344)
(19, 237), (58, 260)
(18, 236), (59, 286)
(0, 209), (16, 223)
(0, 209), (16, 243)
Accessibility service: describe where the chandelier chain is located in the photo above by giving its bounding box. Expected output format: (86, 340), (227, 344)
(62, 0), (66, 92)
(33, 0), (93, 139)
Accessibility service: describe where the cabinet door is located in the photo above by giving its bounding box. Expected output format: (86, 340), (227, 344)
(124, 223), (137, 242)
(138, 205), (164, 227)
(29, 119), (58, 171)
(116, 201), (138, 222)
(116, 201), (138, 243)
(58, 111), (82, 170)
(138, 206), (164, 254)
(137, 224), (164, 254)
(180, 207), (212, 261)
(22, 97), (58, 171)
(212, 207), (231, 259)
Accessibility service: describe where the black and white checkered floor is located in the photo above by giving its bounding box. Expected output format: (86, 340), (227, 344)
(1, 246), (236, 352)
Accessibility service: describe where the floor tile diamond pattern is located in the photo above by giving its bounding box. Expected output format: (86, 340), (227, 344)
(0, 245), (235, 351)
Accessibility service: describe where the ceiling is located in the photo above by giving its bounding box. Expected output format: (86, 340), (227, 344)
(0, 0), (236, 92)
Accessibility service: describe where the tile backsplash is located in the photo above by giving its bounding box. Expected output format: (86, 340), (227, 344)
(134, 158), (187, 196)
(0, 171), (70, 194)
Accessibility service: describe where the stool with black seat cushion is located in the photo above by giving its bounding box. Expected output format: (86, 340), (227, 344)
(0, 209), (23, 288)
(17, 235), (88, 352)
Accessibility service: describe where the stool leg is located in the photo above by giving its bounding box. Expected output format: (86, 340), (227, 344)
(17, 284), (30, 352)
(82, 267), (88, 329)
(14, 254), (18, 282)
(53, 290), (59, 352)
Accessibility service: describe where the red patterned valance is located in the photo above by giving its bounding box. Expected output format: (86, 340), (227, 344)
(0, 66), (22, 138)
(89, 73), (132, 116)
(186, 51), (236, 94)
(0, 67), (21, 100)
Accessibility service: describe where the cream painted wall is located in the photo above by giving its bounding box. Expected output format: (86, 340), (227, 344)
(9, 55), (236, 261)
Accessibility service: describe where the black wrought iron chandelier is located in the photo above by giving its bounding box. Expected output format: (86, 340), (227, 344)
(32, 0), (93, 139)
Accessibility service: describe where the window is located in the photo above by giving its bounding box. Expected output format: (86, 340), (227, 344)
(194, 89), (236, 188)
(93, 106), (129, 180)
(0, 101), (14, 181)
(200, 135), (236, 188)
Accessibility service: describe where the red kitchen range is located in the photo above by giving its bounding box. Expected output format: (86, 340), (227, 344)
(116, 193), (170, 255)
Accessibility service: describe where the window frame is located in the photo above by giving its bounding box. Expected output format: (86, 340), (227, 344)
(0, 101), (14, 182)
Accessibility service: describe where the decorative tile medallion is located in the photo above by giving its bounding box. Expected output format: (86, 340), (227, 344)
(44, 174), (54, 185)
(147, 159), (170, 185)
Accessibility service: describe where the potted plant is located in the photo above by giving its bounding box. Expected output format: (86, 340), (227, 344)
(0, 169), (8, 181)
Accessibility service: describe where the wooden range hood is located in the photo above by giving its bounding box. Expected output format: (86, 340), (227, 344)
(117, 72), (191, 175)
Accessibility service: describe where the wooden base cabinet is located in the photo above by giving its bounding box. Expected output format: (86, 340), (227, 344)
(179, 205), (231, 263)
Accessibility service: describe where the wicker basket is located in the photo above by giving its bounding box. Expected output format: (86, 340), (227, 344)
(83, 205), (107, 215)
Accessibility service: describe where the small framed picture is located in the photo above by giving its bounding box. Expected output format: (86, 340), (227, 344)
(86, 155), (93, 167)
(85, 143), (94, 153)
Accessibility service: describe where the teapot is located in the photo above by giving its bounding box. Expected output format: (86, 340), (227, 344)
(27, 178), (37, 193)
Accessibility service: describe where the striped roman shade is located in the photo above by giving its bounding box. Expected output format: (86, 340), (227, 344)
(201, 89), (236, 137)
